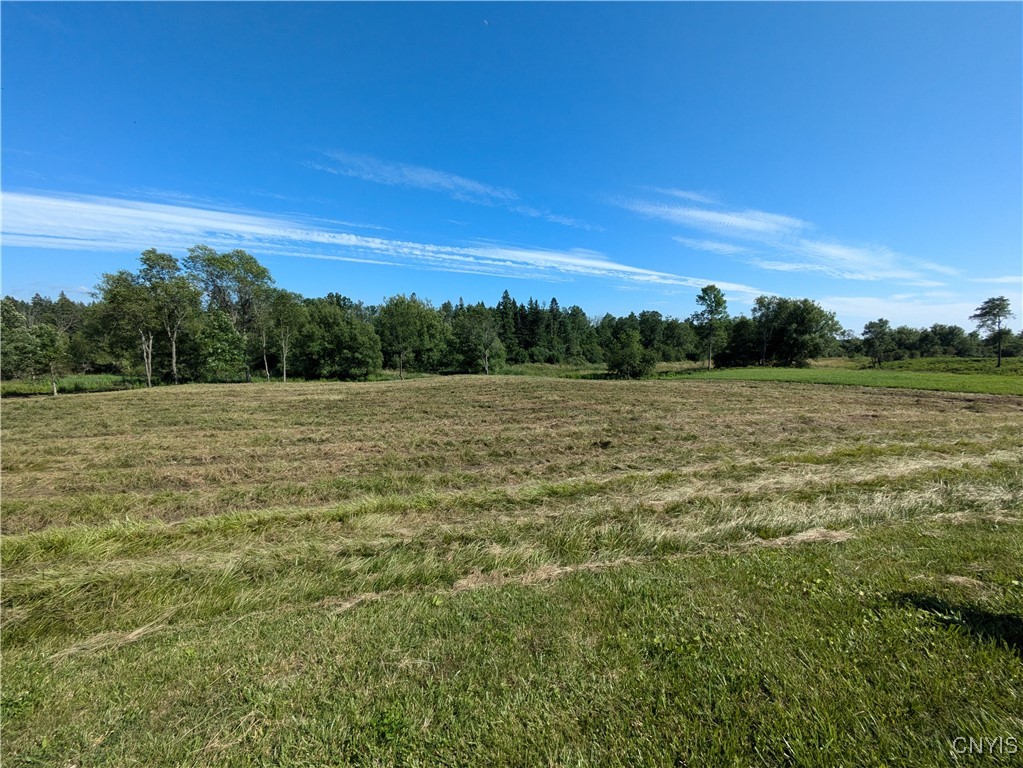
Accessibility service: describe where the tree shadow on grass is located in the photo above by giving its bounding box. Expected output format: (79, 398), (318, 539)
(893, 592), (1023, 657)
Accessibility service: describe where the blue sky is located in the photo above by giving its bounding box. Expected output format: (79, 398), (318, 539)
(2, 2), (1020, 332)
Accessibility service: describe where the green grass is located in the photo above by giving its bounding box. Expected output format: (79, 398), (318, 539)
(685, 365), (1023, 395)
(2, 377), (1021, 766)
(880, 356), (1023, 376)
(0, 373), (144, 397)
(3, 516), (1021, 767)
(484, 357), (1023, 395)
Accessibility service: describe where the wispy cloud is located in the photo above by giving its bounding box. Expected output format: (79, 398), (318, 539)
(967, 275), (1023, 285)
(1, 191), (758, 294)
(510, 205), (599, 231)
(312, 151), (597, 230)
(313, 151), (517, 205)
(673, 237), (750, 256)
(767, 239), (936, 283)
(646, 187), (720, 205)
(622, 198), (807, 238)
(620, 189), (959, 286)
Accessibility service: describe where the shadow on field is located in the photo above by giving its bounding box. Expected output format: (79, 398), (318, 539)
(893, 592), (1023, 657)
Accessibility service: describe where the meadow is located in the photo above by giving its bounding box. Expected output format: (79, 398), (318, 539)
(2, 374), (1022, 766)
(507, 356), (1023, 395)
(0, 373), (144, 398)
(683, 365), (1023, 396)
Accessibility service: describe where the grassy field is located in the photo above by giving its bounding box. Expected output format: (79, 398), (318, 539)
(2, 376), (1022, 766)
(684, 365), (1023, 396)
(881, 356), (1023, 376)
(506, 357), (1023, 395)
(0, 373), (145, 397)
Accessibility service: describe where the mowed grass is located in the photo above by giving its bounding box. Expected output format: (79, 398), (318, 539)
(2, 377), (1022, 766)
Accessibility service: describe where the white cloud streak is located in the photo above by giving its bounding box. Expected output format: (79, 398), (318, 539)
(510, 205), (600, 231)
(646, 187), (720, 205)
(1, 191), (760, 295)
(313, 152), (517, 205)
(313, 151), (597, 230)
(673, 237), (750, 256)
(967, 275), (1023, 285)
(623, 199), (808, 237)
(621, 189), (960, 286)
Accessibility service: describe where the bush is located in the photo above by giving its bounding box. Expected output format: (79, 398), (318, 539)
(605, 329), (656, 379)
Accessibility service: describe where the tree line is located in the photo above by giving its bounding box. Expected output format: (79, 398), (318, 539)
(1, 246), (1018, 390)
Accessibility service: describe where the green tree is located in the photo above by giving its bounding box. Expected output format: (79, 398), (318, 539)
(139, 248), (201, 384)
(31, 323), (72, 395)
(268, 289), (307, 382)
(250, 285), (275, 382)
(720, 316), (760, 367)
(333, 313), (384, 380)
(751, 296), (782, 366)
(0, 299), (72, 392)
(765, 298), (841, 367)
(452, 303), (505, 374)
(970, 296), (1015, 367)
(605, 326), (656, 379)
(495, 290), (525, 364)
(184, 245), (274, 380)
(918, 324), (979, 358)
(660, 318), (697, 362)
(691, 285), (729, 370)
(862, 319), (894, 367)
(890, 326), (922, 360)
(95, 271), (160, 387)
(72, 301), (129, 377)
(563, 305), (602, 363)
(376, 294), (445, 379)
(296, 300), (382, 381)
(1, 298), (39, 380)
(196, 310), (246, 381)
(32, 291), (84, 335)
(638, 310), (664, 355)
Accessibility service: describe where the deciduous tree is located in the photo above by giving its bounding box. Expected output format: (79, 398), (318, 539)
(862, 319), (894, 367)
(692, 285), (729, 370)
(139, 249), (201, 384)
(376, 294), (445, 378)
(268, 289), (307, 382)
(453, 303), (505, 374)
(184, 245), (274, 380)
(95, 271), (160, 387)
(605, 326), (655, 379)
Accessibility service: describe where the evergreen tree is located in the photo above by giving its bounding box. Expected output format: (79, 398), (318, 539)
(495, 290), (524, 363)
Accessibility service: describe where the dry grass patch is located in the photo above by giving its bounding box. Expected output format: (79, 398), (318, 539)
(4, 377), (1020, 533)
(764, 528), (854, 547)
(47, 619), (170, 662)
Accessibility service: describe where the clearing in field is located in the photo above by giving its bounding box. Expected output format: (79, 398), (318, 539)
(2, 376), (1022, 766)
